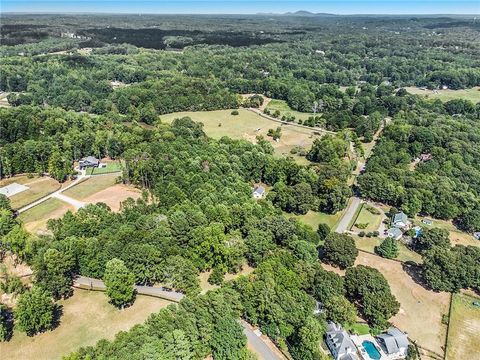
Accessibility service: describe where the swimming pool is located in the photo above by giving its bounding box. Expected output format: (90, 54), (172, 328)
(362, 340), (381, 360)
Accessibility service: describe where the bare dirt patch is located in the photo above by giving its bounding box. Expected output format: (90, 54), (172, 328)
(83, 184), (142, 212)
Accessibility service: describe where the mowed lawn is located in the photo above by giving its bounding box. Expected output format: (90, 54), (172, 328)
(85, 161), (123, 175)
(0, 289), (172, 360)
(354, 236), (423, 263)
(352, 204), (383, 233)
(406, 86), (480, 103)
(265, 99), (316, 121)
(18, 197), (72, 233)
(63, 173), (119, 200)
(288, 210), (344, 232)
(161, 109), (320, 163)
(446, 293), (480, 360)
(355, 252), (450, 355)
(1, 175), (61, 210)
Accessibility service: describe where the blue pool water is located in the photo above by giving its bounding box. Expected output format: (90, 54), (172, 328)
(362, 340), (381, 360)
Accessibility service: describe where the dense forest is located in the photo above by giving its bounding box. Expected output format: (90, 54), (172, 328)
(1, 13), (480, 360)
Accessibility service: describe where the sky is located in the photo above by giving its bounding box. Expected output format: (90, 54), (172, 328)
(2, 0), (479, 15)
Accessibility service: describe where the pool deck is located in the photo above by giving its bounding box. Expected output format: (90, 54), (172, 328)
(351, 335), (402, 360)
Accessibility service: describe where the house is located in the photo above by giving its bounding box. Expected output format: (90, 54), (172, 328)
(392, 212), (410, 229)
(79, 156), (100, 169)
(419, 153), (432, 162)
(325, 322), (359, 360)
(474, 232), (480, 240)
(387, 227), (403, 240)
(376, 327), (409, 358)
(422, 218), (433, 226)
(252, 186), (265, 199)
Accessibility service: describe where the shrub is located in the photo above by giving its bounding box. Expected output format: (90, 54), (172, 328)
(358, 231), (366, 237)
(231, 110), (239, 115)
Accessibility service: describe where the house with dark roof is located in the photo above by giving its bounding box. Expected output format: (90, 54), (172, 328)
(79, 156), (100, 169)
(325, 322), (359, 360)
(392, 212), (410, 229)
(376, 327), (409, 358)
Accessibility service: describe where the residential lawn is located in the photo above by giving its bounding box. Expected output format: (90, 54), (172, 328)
(345, 322), (371, 335)
(63, 173), (119, 200)
(85, 161), (123, 175)
(414, 216), (480, 248)
(352, 204), (383, 233)
(354, 236), (423, 263)
(287, 210), (344, 232)
(161, 109), (320, 164)
(1, 175), (61, 210)
(446, 293), (480, 360)
(0, 289), (172, 360)
(405, 86), (480, 103)
(265, 99), (316, 121)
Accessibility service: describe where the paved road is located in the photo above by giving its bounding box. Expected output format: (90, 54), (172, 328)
(74, 275), (185, 302)
(241, 320), (286, 360)
(17, 169), (89, 213)
(335, 197), (362, 233)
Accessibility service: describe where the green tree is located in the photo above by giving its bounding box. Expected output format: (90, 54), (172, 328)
(35, 248), (75, 300)
(0, 304), (12, 341)
(48, 149), (72, 182)
(322, 233), (358, 269)
(317, 223), (331, 241)
(323, 295), (357, 326)
(415, 228), (450, 253)
(210, 316), (247, 360)
(163, 329), (193, 360)
(103, 258), (136, 308)
(375, 237), (399, 259)
(15, 287), (55, 336)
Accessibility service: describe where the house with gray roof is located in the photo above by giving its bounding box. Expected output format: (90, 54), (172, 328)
(252, 185), (266, 199)
(79, 156), (100, 169)
(376, 327), (409, 358)
(387, 227), (403, 241)
(325, 322), (359, 360)
(392, 212), (410, 229)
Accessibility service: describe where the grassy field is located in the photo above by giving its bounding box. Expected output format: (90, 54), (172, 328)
(63, 173), (119, 200)
(405, 86), (480, 103)
(1, 175), (61, 210)
(264, 99), (316, 121)
(414, 216), (479, 248)
(85, 161), (123, 175)
(161, 108), (319, 163)
(288, 210), (344, 232)
(352, 204), (383, 233)
(446, 293), (480, 360)
(18, 197), (70, 225)
(0, 289), (172, 360)
(354, 236), (423, 263)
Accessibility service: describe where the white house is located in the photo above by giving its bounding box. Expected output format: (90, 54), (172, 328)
(376, 327), (409, 358)
(325, 322), (359, 360)
(474, 232), (480, 240)
(392, 212), (410, 229)
(252, 186), (265, 199)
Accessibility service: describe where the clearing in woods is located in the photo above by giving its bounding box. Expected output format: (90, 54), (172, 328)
(264, 99), (316, 121)
(446, 293), (480, 360)
(405, 86), (480, 103)
(0, 289), (172, 360)
(321, 251), (450, 356)
(160, 109), (320, 164)
(62, 173), (119, 200)
(0, 175), (61, 210)
(18, 197), (73, 234)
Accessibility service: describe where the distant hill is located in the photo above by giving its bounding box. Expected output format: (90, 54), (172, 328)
(283, 10), (337, 17)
